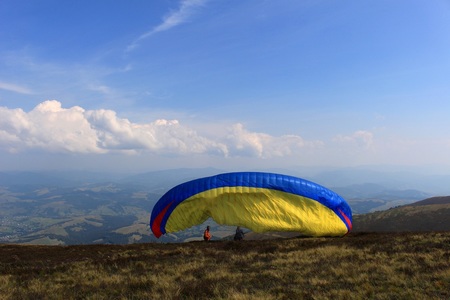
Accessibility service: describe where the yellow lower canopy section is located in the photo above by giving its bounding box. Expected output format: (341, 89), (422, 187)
(165, 187), (348, 237)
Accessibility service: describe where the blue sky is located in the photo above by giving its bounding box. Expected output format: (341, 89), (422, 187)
(1, 0), (449, 173)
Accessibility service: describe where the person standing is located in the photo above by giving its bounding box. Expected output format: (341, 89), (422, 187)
(203, 226), (211, 241)
(234, 226), (244, 241)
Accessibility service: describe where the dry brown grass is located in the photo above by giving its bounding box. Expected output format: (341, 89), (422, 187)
(1, 232), (449, 299)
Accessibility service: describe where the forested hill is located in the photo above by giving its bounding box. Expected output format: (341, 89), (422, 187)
(407, 196), (450, 206)
(353, 196), (450, 232)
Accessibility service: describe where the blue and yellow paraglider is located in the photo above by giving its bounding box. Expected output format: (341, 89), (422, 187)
(150, 172), (352, 238)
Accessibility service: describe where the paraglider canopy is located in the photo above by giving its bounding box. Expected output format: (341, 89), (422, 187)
(150, 172), (352, 238)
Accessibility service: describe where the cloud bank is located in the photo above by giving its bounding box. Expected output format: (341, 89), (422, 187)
(0, 100), (317, 158)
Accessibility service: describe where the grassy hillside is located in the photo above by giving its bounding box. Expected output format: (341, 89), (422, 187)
(408, 196), (450, 206)
(353, 196), (450, 232)
(1, 232), (449, 299)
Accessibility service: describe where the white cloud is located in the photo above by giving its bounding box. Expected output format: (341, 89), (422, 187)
(0, 101), (317, 159)
(127, 0), (208, 51)
(333, 130), (374, 148)
(151, 0), (207, 33)
(0, 81), (33, 95)
(88, 84), (113, 95)
(0, 101), (102, 154)
(225, 123), (322, 158)
(84, 109), (228, 155)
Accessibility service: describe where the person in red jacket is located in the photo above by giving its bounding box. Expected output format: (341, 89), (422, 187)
(203, 226), (211, 241)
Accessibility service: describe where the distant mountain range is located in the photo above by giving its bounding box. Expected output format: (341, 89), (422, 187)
(0, 168), (448, 245)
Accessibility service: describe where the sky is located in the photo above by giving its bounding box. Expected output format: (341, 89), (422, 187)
(0, 0), (450, 173)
